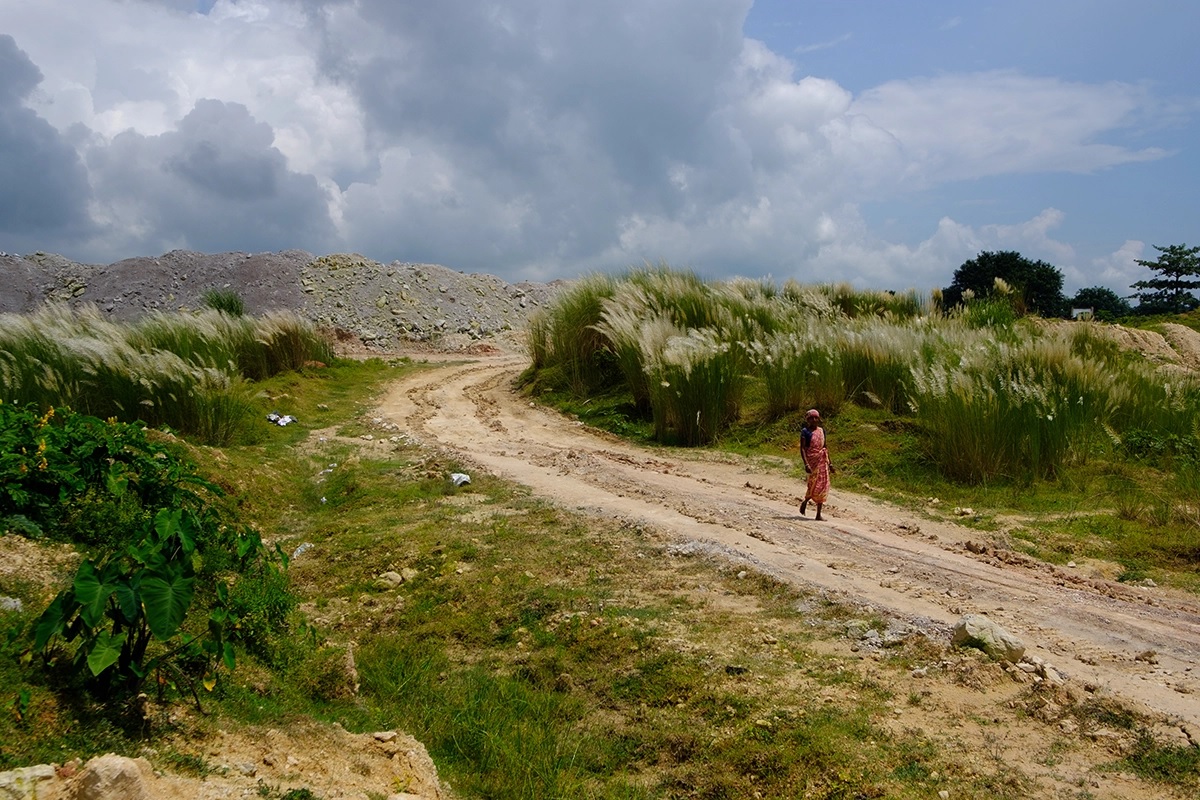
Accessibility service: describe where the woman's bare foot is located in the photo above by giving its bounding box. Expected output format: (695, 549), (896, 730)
(799, 500), (808, 516)
(814, 504), (824, 521)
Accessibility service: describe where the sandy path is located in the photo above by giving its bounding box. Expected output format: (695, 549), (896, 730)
(378, 353), (1200, 729)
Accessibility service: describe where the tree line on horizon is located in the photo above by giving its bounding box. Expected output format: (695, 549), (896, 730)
(942, 243), (1200, 321)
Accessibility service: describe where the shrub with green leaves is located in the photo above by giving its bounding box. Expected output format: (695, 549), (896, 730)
(30, 506), (258, 702)
(0, 402), (289, 704)
(0, 402), (206, 545)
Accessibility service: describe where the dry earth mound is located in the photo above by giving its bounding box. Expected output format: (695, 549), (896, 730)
(0, 722), (448, 800)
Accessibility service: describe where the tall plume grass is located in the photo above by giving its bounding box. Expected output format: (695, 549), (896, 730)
(0, 305), (331, 444)
(817, 283), (930, 320)
(908, 328), (1117, 482)
(527, 264), (1200, 479)
(744, 324), (844, 419)
(523, 273), (616, 396)
(533, 265), (947, 444)
(837, 318), (935, 414)
(595, 270), (755, 442)
(128, 309), (332, 380)
(644, 326), (748, 445)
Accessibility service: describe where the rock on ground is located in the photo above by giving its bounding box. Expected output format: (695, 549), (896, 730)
(951, 613), (1025, 663)
(72, 754), (153, 800)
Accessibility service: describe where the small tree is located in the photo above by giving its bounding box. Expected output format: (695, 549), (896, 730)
(1071, 286), (1131, 321)
(1130, 244), (1200, 315)
(943, 251), (1070, 318)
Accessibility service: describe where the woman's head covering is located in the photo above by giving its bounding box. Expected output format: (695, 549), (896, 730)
(805, 408), (820, 420)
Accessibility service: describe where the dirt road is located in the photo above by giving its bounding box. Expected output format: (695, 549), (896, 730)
(379, 352), (1200, 730)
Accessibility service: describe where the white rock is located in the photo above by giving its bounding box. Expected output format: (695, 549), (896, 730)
(0, 764), (55, 800)
(73, 754), (152, 800)
(377, 571), (404, 588)
(951, 614), (1025, 663)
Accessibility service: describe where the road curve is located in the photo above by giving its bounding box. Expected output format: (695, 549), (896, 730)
(377, 353), (1200, 728)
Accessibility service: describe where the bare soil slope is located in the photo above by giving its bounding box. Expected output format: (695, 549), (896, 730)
(379, 350), (1200, 735)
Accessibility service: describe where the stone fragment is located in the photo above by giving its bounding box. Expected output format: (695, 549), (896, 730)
(951, 614), (1025, 663)
(0, 764), (55, 800)
(377, 571), (404, 588)
(73, 754), (152, 800)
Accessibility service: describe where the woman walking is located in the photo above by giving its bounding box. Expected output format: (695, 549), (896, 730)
(799, 408), (831, 521)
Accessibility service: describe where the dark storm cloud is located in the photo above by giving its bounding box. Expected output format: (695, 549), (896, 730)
(86, 99), (336, 255)
(318, 0), (761, 273)
(0, 33), (41, 101)
(0, 35), (94, 248)
(165, 100), (285, 200)
(347, 1), (745, 189)
(3, 0), (1174, 286)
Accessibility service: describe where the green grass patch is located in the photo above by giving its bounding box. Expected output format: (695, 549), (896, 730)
(6, 338), (1197, 799)
(206, 427), (1017, 799)
(1116, 732), (1200, 789)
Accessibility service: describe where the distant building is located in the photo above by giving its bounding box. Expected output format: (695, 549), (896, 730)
(1071, 307), (1094, 320)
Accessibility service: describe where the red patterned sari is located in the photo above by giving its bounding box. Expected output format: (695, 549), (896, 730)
(803, 425), (830, 504)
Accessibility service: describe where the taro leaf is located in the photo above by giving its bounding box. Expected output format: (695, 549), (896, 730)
(114, 583), (140, 624)
(176, 511), (197, 554)
(86, 630), (126, 676)
(140, 548), (167, 575)
(73, 562), (112, 629)
(237, 532), (260, 560)
(223, 641), (236, 672)
(207, 609), (227, 644)
(105, 466), (129, 498)
(33, 592), (68, 650)
(153, 508), (182, 543)
(140, 567), (195, 640)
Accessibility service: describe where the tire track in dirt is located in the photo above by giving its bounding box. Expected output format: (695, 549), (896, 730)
(378, 354), (1200, 727)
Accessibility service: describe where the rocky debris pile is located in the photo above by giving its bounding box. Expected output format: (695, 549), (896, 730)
(0, 250), (315, 319)
(0, 249), (565, 350)
(300, 253), (560, 347)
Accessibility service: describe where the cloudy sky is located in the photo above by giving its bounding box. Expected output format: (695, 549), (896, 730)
(1, 1), (1195, 295)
